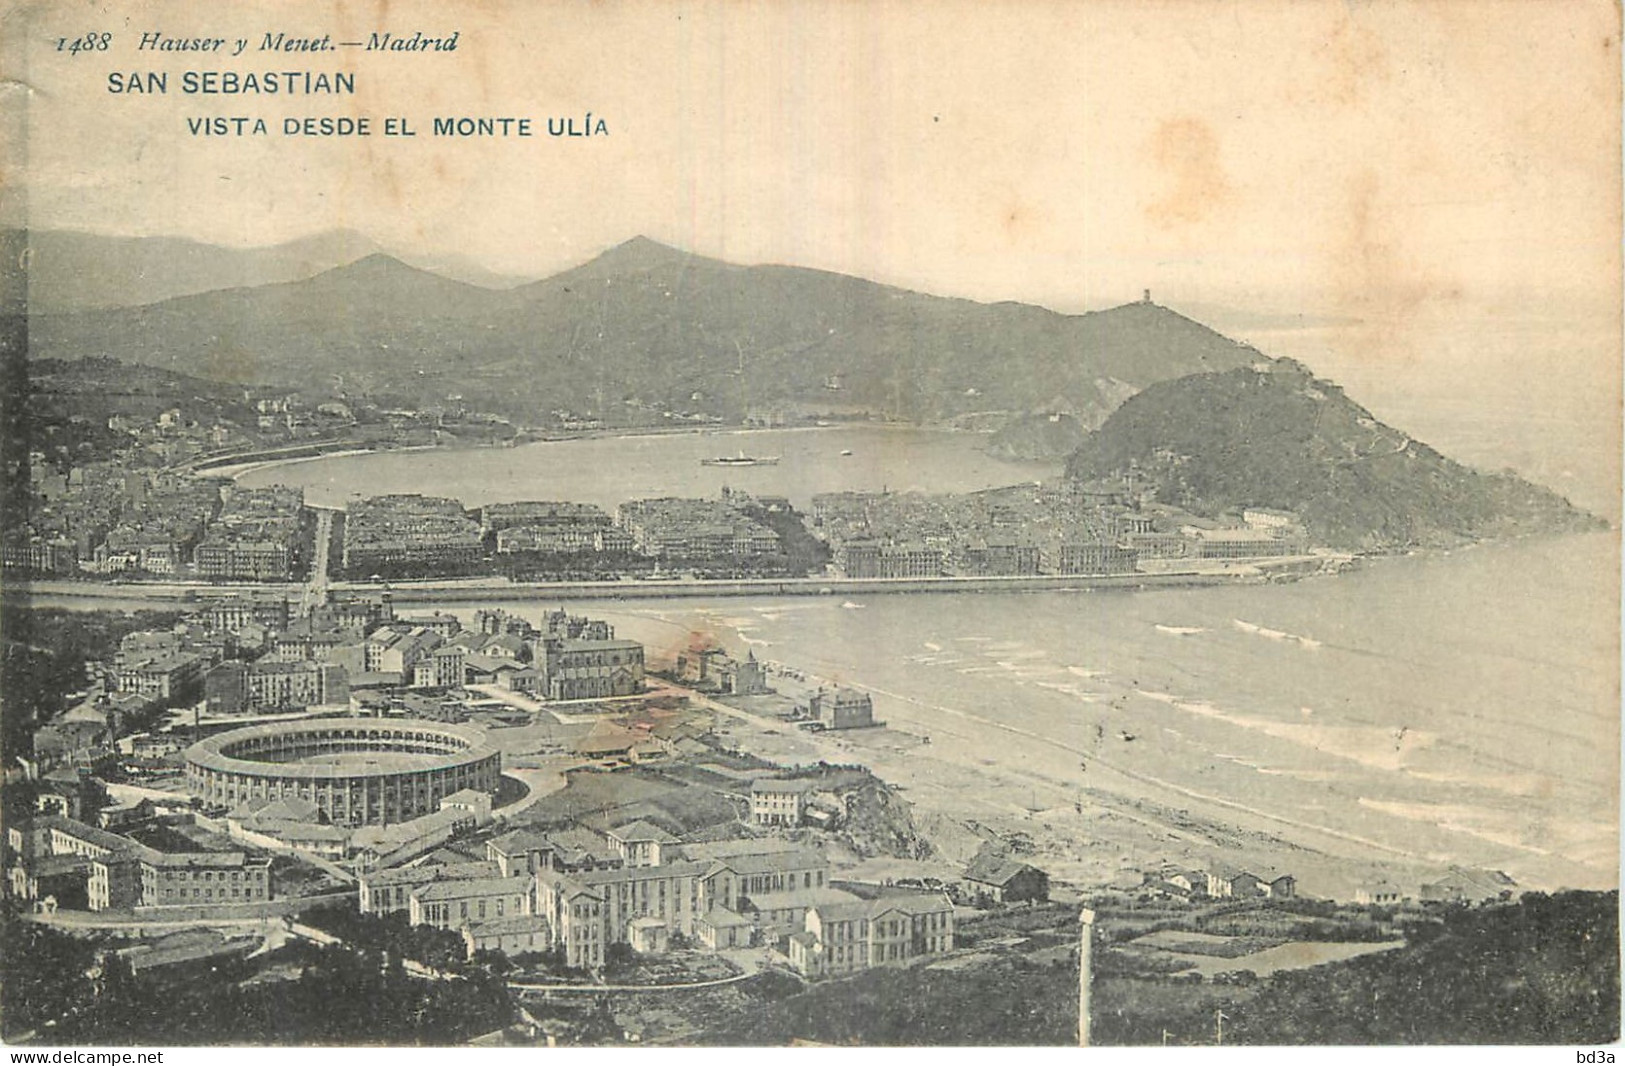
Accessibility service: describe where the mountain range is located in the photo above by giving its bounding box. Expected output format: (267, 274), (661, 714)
(18, 229), (530, 313)
(25, 235), (1264, 425)
(18, 230), (1600, 544)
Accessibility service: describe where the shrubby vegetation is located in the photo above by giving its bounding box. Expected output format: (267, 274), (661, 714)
(1094, 891), (1620, 1046)
(1, 607), (184, 762)
(0, 908), (514, 1045)
(701, 954), (1077, 1046)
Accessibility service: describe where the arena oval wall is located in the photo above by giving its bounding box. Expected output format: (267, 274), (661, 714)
(185, 718), (501, 826)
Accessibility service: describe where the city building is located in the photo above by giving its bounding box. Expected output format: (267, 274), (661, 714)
(201, 594), (293, 632)
(958, 541), (1041, 576)
(700, 844), (830, 903)
(440, 787), (493, 827)
(606, 821), (677, 868)
(744, 886), (862, 939)
(794, 893), (956, 977)
(359, 859), (502, 915)
(1205, 862), (1296, 899)
(139, 850), (272, 908)
(408, 875), (532, 930)
(1419, 868), (1518, 904)
(350, 807), (480, 870)
(1057, 542), (1139, 575)
(485, 828), (623, 878)
(245, 660), (348, 711)
(114, 651), (208, 704)
(536, 637), (645, 700)
(341, 495), (484, 574)
(20, 815), (271, 911)
(810, 688), (875, 730)
(615, 497), (780, 561)
(532, 873), (606, 969)
(835, 540), (945, 579)
(185, 719), (502, 827)
(1242, 507), (1303, 535)
(750, 779), (818, 827)
(676, 647), (769, 695)
(1354, 880), (1405, 906)
(694, 906), (753, 950)
(462, 913), (553, 959)
(962, 853), (1050, 903)
(1181, 526), (1298, 559)
(530, 842), (831, 968)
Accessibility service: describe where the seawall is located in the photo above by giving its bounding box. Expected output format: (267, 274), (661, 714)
(4, 566), (1313, 608)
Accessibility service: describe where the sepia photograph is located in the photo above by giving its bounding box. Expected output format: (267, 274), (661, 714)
(0, 0), (1619, 1050)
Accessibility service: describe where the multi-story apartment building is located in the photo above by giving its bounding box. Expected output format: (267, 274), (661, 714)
(749, 779), (817, 827)
(792, 893), (956, 977)
(365, 626), (445, 680)
(532, 842), (832, 969)
(342, 495), (484, 573)
(411, 644), (469, 689)
(958, 541), (1041, 576)
(202, 595), (293, 632)
(1057, 542), (1139, 574)
(139, 851), (272, 907)
(480, 501), (613, 535)
(114, 651), (207, 704)
(245, 660), (347, 710)
(835, 540), (945, 579)
(615, 498), (780, 561)
(408, 875), (532, 930)
(28, 816), (271, 911)
(0, 536), (79, 574)
(359, 860), (502, 915)
(533, 873), (607, 968)
(196, 537), (293, 581)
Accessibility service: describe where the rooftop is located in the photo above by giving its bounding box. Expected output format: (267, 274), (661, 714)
(609, 820), (678, 845)
(362, 860), (500, 888)
(743, 887), (860, 912)
(465, 913), (551, 937)
(411, 875), (531, 903)
(963, 853), (1040, 887)
(578, 860), (712, 887)
(812, 892), (953, 922)
(487, 828), (552, 856)
(711, 846), (827, 877)
(750, 777), (819, 795)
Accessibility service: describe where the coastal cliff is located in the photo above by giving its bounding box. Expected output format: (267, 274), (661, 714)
(1064, 360), (1604, 551)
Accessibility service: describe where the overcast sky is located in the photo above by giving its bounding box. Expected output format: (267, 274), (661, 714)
(4, 0), (1620, 508)
(5, 0), (1615, 305)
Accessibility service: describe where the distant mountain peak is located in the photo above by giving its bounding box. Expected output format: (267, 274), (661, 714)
(585, 235), (693, 271)
(309, 252), (471, 289)
(334, 251), (415, 272)
(615, 234), (680, 254)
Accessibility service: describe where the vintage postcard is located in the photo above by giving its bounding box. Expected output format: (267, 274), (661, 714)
(0, 0), (1618, 1052)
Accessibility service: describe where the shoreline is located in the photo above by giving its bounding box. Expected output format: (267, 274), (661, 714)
(3, 558), (1335, 608)
(196, 420), (950, 483)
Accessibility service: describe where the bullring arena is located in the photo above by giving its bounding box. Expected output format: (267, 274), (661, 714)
(185, 719), (501, 826)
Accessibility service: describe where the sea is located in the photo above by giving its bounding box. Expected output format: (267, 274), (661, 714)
(231, 425), (1056, 513)
(141, 428), (1625, 889)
